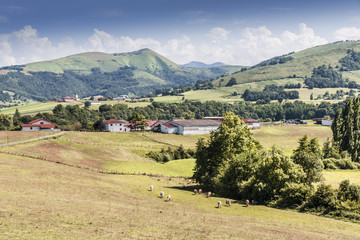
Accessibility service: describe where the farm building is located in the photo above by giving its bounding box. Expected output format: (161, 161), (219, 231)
(160, 119), (221, 135)
(241, 119), (261, 129)
(21, 118), (58, 131)
(204, 116), (261, 129)
(103, 119), (131, 132)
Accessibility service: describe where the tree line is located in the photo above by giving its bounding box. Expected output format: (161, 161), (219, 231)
(0, 99), (345, 131)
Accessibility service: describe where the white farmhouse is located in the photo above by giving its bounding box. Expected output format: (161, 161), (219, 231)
(21, 118), (58, 131)
(103, 119), (131, 132)
(161, 119), (221, 135)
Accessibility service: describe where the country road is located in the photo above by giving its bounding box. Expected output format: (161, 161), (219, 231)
(0, 131), (68, 148)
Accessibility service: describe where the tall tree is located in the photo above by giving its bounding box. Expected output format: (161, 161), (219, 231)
(292, 135), (323, 188)
(193, 111), (262, 188)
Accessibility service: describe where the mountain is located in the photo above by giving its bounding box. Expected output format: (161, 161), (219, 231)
(0, 49), (243, 101)
(182, 61), (226, 68)
(216, 41), (360, 87)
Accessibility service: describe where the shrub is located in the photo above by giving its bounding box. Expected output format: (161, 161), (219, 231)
(273, 183), (311, 208)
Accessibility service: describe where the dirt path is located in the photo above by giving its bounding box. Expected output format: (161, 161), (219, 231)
(0, 131), (68, 148)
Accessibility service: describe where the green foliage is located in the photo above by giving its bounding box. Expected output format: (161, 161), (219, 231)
(272, 183), (311, 208)
(242, 84), (299, 101)
(193, 112), (261, 188)
(292, 135), (324, 187)
(323, 158), (360, 169)
(146, 145), (195, 163)
(0, 114), (13, 130)
(304, 183), (338, 211)
(225, 77), (237, 87)
(332, 97), (360, 162)
(303, 65), (358, 89)
(246, 147), (304, 203)
(339, 49), (360, 71)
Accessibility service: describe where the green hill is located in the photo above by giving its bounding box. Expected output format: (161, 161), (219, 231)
(217, 41), (360, 87)
(0, 49), (243, 101)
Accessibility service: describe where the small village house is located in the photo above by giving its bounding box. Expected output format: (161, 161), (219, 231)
(21, 119), (58, 131)
(103, 119), (131, 132)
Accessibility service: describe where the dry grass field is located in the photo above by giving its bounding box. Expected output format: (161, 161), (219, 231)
(1, 126), (360, 239)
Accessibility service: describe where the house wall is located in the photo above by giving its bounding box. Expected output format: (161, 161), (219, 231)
(248, 122), (261, 129)
(160, 124), (178, 134)
(321, 120), (332, 126)
(104, 123), (130, 132)
(21, 126), (40, 131)
(180, 125), (219, 135)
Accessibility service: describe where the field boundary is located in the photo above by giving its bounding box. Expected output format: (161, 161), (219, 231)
(0, 149), (188, 179)
(141, 133), (179, 147)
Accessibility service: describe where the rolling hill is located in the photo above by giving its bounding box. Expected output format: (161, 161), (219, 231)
(217, 40), (360, 87)
(0, 49), (243, 101)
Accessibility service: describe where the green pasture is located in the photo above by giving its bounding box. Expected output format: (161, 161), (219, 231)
(0, 101), (82, 115)
(1, 152), (360, 239)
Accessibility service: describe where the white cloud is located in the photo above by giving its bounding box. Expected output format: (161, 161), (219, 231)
(83, 29), (161, 53)
(0, 25), (81, 66)
(334, 27), (360, 41)
(0, 23), (328, 67)
(207, 27), (230, 42)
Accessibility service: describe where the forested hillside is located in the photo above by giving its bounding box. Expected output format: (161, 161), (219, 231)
(0, 49), (242, 101)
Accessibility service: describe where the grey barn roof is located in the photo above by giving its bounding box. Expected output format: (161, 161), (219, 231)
(170, 119), (221, 127)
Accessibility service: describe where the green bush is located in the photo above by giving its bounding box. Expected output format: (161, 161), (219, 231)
(323, 158), (359, 169)
(273, 183), (311, 208)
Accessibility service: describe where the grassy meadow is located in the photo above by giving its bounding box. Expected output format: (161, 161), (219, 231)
(0, 101), (82, 115)
(1, 125), (360, 239)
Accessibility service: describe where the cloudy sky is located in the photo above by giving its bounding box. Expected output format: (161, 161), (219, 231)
(1, 0), (360, 67)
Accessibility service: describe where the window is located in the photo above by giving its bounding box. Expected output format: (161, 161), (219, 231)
(120, 128), (122, 131)
(30, 127), (32, 130)
(110, 124), (113, 126)
(40, 122), (44, 124)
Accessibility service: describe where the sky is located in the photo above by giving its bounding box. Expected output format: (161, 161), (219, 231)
(1, 0), (360, 67)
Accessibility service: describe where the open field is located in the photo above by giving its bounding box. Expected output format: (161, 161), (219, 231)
(1, 153), (360, 239)
(1, 125), (360, 239)
(0, 101), (82, 115)
(253, 124), (332, 155)
(0, 124), (333, 176)
(0, 131), (55, 144)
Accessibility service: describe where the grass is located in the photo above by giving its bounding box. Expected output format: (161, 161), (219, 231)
(323, 170), (360, 186)
(0, 131), (55, 144)
(253, 124), (332, 155)
(0, 101), (82, 115)
(1, 153), (360, 239)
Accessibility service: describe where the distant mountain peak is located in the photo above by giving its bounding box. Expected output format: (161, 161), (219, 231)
(182, 61), (226, 68)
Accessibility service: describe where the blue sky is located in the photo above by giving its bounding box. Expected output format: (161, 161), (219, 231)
(1, 0), (360, 66)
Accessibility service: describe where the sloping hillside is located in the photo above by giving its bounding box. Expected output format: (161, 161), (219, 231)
(0, 49), (243, 101)
(217, 41), (360, 87)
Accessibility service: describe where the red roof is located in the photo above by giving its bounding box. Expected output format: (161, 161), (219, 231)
(28, 118), (54, 124)
(163, 123), (177, 128)
(241, 119), (259, 123)
(147, 121), (157, 126)
(21, 124), (56, 129)
(103, 119), (129, 124)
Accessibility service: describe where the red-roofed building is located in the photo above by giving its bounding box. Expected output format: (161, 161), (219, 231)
(21, 119), (58, 131)
(103, 119), (131, 132)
